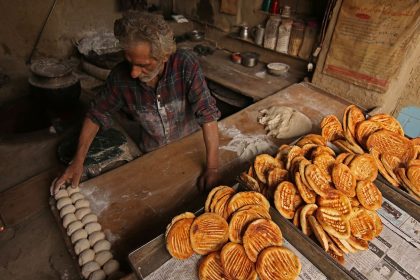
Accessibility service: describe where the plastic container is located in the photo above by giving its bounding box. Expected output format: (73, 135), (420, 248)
(264, 16), (281, 50)
(275, 18), (293, 54)
(288, 20), (305, 56)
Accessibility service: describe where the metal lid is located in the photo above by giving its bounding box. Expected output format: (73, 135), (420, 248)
(30, 58), (72, 78)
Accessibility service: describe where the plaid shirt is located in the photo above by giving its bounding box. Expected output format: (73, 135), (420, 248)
(87, 49), (220, 153)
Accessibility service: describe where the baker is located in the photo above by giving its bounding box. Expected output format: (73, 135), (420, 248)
(51, 11), (220, 195)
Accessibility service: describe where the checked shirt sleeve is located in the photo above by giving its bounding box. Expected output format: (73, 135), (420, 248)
(86, 71), (124, 130)
(185, 54), (221, 125)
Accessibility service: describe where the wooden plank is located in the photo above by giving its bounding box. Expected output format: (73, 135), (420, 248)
(78, 82), (350, 262)
(178, 41), (304, 101)
(0, 167), (60, 226)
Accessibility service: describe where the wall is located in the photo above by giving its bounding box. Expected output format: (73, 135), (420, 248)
(0, 0), (121, 103)
(312, 0), (420, 115)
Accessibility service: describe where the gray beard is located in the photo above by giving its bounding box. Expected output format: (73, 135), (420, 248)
(138, 60), (164, 83)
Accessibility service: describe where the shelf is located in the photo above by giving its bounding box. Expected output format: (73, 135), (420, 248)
(228, 33), (309, 63)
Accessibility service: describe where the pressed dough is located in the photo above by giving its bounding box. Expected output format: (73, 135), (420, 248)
(85, 222), (102, 235)
(82, 261), (101, 279)
(82, 213), (98, 225)
(103, 259), (119, 276)
(71, 192), (85, 204)
(60, 204), (76, 218)
(75, 238), (90, 255)
(79, 249), (96, 266)
(95, 251), (113, 266)
(258, 106), (312, 139)
(67, 186), (80, 196)
(62, 213), (77, 228)
(93, 239), (111, 253)
(71, 229), (88, 244)
(54, 189), (69, 200)
(56, 197), (72, 210)
(89, 269), (106, 280)
(75, 199), (90, 209)
(75, 207), (91, 220)
(88, 231), (105, 246)
(67, 221), (84, 236)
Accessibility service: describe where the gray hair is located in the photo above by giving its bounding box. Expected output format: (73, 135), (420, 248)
(114, 11), (176, 60)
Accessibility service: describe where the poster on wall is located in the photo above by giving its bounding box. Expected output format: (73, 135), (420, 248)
(323, 0), (420, 92)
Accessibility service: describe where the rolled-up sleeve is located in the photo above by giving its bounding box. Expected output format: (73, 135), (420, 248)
(86, 73), (123, 130)
(186, 57), (221, 125)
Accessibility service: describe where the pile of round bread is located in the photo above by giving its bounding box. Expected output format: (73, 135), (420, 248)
(321, 105), (419, 201)
(165, 186), (301, 280)
(240, 109), (391, 264)
(54, 186), (120, 280)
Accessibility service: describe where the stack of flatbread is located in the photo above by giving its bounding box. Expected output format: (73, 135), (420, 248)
(165, 186), (301, 280)
(321, 105), (419, 201)
(239, 113), (387, 264)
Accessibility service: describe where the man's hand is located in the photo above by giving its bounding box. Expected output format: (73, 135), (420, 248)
(50, 162), (84, 195)
(198, 167), (220, 193)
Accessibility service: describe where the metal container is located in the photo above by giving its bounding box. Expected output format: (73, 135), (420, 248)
(241, 52), (259, 67)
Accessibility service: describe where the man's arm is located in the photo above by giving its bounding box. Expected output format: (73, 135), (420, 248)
(51, 117), (99, 195)
(198, 121), (220, 191)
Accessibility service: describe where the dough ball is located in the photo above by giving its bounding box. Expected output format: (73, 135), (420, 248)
(89, 269), (106, 280)
(67, 221), (84, 236)
(67, 186), (80, 196)
(79, 249), (95, 266)
(62, 213), (77, 228)
(88, 231), (105, 246)
(56, 197), (72, 210)
(95, 251), (113, 266)
(75, 199), (90, 209)
(74, 238), (90, 255)
(71, 229), (88, 244)
(85, 222), (102, 235)
(93, 239), (111, 253)
(60, 204), (76, 218)
(70, 192), (85, 204)
(103, 259), (119, 276)
(81, 261), (101, 279)
(82, 213), (98, 225)
(75, 207), (91, 220)
(54, 189), (69, 200)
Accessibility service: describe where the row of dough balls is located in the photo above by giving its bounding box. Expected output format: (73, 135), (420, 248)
(55, 186), (120, 279)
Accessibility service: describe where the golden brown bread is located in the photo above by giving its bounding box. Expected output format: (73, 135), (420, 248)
(227, 191), (270, 215)
(286, 146), (304, 171)
(228, 208), (270, 243)
(267, 168), (289, 190)
(348, 154), (378, 182)
(210, 187), (236, 214)
(304, 164), (333, 197)
(332, 163), (356, 197)
(294, 172), (316, 204)
(300, 204), (318, 236)
(347, 235), (369, 251)
(316, 207), (351, 239)
(166, 218), (195, 259)
(370, 148), (400, 187)
(221, 242), (257, 280)
(206, 186), (231, 213)
(293, 206), (303, 228)
(349, 208), (376, 241)
(274, 181), (298, 219)
(254, 154), (282, 184)
(199, 252), (230, 280)
(343, 105), (365, 139)
(240, 172), (261, 193)
(213, 191), (236, 220)
(356, 180), (383, 211)
(366, 130), (415, 163)
(308, 215), (329, 251)
(369, 114), (404, 136)
(317, 190), (352, 219)
(313, 153), (335, 182)
(355, 120), (383, 148)
(165, 212), (195, 239)
(296, 134), (327, 147)
(256, 246), (301, 280)
(190, 213), (229, 255)
(243, 219), (283, 262)
(321, 115), (345, 142)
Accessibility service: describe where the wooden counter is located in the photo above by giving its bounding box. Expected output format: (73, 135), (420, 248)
(79, 83), (350, 264)
(178, 41), (305, 101)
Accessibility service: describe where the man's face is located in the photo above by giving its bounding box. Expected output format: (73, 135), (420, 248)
(124, 42), (164, 83)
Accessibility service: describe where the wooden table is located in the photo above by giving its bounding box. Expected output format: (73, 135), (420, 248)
(77, 82), (350, 264)
(178, 41), (305, 101)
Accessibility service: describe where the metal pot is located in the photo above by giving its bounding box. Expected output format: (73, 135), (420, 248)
(241, 52), (259, 67)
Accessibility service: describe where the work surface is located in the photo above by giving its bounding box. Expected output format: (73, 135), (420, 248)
(177, 40), (305, 101)
(76, 82), (350, 264)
